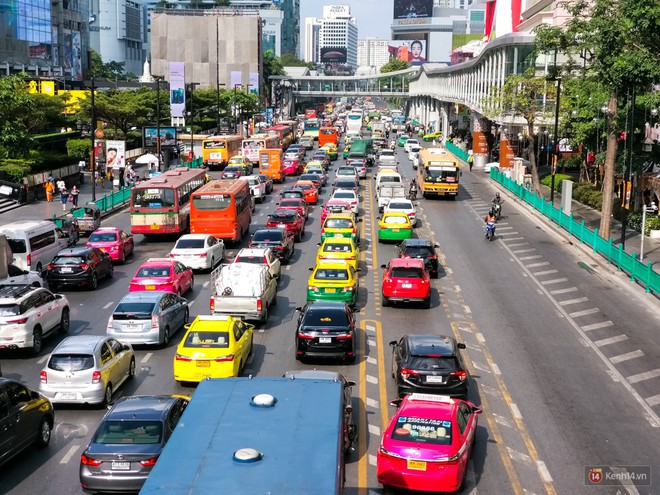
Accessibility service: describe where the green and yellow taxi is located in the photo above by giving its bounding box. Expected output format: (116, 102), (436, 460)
(173, 315), (253, 384)
(321, 212), (361, 243)
(423, 130), (443, 142)
(307, 259), (360, 306)
(343, 144), (351, 159)
(321, 143), (339, 161)
(377, 211), (413, 242)
(304, 160), (326, 174)
(396, 133), (409, 147)
(316, 237), (359, 271)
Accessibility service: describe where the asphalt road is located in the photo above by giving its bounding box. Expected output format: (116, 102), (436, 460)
(1, 138), (659, 495)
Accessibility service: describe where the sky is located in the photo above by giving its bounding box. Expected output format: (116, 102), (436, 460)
(300, 0), (394, 40)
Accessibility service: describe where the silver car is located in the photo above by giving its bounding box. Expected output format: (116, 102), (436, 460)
(107, 292), (189, 346)
(39, 335), (135, 406)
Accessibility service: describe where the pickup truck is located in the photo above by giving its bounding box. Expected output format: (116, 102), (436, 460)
(377, 183), (406, 212)
(377, 151), (399, 172)
(210, 263), (278, 322)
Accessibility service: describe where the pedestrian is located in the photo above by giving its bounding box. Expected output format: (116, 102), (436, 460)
(467, 150), (474, 171)
(60, 186), (69, 211)
(45, 179), (55, 202)
(56, 179), (65, 191)
(70, 185), (79, 207)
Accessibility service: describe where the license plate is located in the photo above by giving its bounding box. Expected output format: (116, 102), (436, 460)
(333, 233), (344, 237)
(325, 288), (336, 293)
(401, 283), (412, 288)
(319, 337), (332, 343)
(196, 361), (210, 367)
(407, 459), (427, 471)
(426, 375), (445, 383)
(124, 324), (140, 332)
(150, 224), (159, 230)
(61, 267), (73, 273)
(391, 228), (400, 232)
(59, 392), (76, 400)
(145, 285), (155, 290)
(111, 461), (131, 471)
(278, 224), (286, 228)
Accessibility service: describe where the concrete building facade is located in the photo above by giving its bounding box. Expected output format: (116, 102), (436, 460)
(357, 38), (390, 69)
(303, 17), (321, 64)
(318, 5), (358, 70)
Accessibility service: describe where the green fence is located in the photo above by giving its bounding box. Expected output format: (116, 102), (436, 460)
(183, 157), (204, 168)
(92, 185), (134, 214)
(491, 169), (659, 295)
(445, 141), (469, 162)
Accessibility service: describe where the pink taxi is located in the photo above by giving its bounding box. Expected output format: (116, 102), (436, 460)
(86, 227), (134, 263)
(129, 258), (194, 295)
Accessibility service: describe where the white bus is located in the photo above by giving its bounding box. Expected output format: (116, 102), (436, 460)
(346, 111), (363, 133)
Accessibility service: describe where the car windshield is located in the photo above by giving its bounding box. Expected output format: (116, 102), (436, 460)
(323, 243), (352, 253)
(0, 304), (20, 316)
(338, 168), (356, 175)
(302, 309), (349, 327)
(53, 256), (85, 265)
(384, 216), (408, 225)
(235, 255), (266, 264)
(336, 181), (356, 189)
(137, 267), (171, 278)
(269, 213), (295, 223)
(380, 176), (401, 183)
(224, 167), (241, 173)
(114, 302), (156, 314)
(314, 269), (349, 280)
(297, 184), (312, 190)
(388, 202), (411, 210)
(325, 219), (353, 229)
(253, 231), (284, 242)
(184, 331), (229, 348)
(390, 416), (453, 445)
(410, 356), (459, 372)
(334, 192), (355, 200)
(391, 267), (424, 278)
(48, 353), (94, 371)
(280, 199), (302, 207)
(300, 175), (318, 181)
(175, 239), (205, 249)
(88, 233), (117, 242)
(403, 246), (434, 257)
(94, 420), (163, 444)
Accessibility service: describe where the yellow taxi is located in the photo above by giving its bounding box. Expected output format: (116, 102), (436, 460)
(307, 259), (360, 307)
(321, 143), (338, 161)
(173, 315), (253, 384)
(304, 160), (326, 173)
(377, 211), (413, 242)
(315, 237), (359, 271)
(321, 212), (361, 243)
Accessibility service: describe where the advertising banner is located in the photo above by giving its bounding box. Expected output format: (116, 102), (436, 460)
(320, 47), (347, 64)
(169, 62), (185, 118)
(106, 140), (126, 169)
(143, 127), (178, 149)
(472, 132), (489, 155)
(500, 139), (515, 168)
(387, 40), (427, 65)
(393, 0), (433, 19)
(248, 72), (259, 94)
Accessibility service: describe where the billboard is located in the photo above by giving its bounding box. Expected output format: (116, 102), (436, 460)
(388, 40), (427, 65)
(393, 0), (433, 19)
(169, 62), (185, 118)
(106, 140), (126, 169)
(143, 127), (178, 149)
(320, 47), (347, 64)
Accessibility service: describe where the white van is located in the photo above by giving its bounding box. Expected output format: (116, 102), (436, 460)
(0, 220), (70, 273)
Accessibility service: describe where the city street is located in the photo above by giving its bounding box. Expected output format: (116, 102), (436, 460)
(1, 141), (659, 495)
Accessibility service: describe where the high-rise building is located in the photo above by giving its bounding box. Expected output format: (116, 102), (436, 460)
(357, 38), (390, 69)
(304, 17), (321, 63)
(318, 5), (358, 70)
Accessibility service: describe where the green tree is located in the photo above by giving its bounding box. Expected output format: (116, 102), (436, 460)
(88, 49), (137, 81)
(262, 50), (285, 101)
(380, 59), (409, 73)
(0, 75), (35, 158)
(535, 0), (660, 239)
(26, 93), (68, 134)
(279, 53), (314, 69)
(77, 87), (155, 137)
(66, 139), (92, 161)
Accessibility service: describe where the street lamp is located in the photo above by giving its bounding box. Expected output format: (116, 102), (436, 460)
(154, 77), (162, 170)
(90, 76), (97, 201)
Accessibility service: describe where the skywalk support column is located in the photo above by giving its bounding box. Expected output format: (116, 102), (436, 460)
(472, 114), (490, 168)
(440, 103), (449, 143)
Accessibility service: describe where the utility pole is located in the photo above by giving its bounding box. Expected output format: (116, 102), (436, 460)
(90, 76), (96, 202)
(156, 77), (161, 171)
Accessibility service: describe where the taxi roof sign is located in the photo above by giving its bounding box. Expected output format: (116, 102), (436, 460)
(408, 393), (455, 404)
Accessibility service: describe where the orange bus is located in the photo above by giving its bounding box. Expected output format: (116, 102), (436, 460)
(266, 124), (294, 150)
(318, 126), (338, 147)
(190, 179), (252, 242)
(130, 168), (207, 235)
(259, 149), (285, 183)
(242, 134), (280, 165)
(202, 135), (243, 169)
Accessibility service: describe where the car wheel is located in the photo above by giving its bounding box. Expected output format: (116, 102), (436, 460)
(107, 263), (114, 278)
(210, 257), (215, 270)
(432, 271), (439, 279)
(58, 308), (70, 334)
(36, 263), (43, 276)
(183, 308), (190, 324)
(272, 295), (278, 306)
(36, 418), (52, 447)
(103, 384), (113, 406)
(382, 294), (389, 307)
(119, 250), (126, 264)
(189, 275), (194, 292)
(423, 296), (431, 309)
(89, 273), (98, 290)
(163, 326), (171, 346)
(128, 357), (136, 378)
(32, 327), (43, 355)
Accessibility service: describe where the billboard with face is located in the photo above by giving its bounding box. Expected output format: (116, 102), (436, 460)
(393, 0), (433, 19)
(320, 47), (347, 64)
(388, 40), (427, 65)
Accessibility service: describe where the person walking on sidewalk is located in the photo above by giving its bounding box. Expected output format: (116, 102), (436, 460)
(70, 185), (79, 207)
(59, 186), (69, 211)
(45, 178), (55, 202)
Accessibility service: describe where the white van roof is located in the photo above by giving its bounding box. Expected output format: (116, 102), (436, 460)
(0, 220), (59, 237)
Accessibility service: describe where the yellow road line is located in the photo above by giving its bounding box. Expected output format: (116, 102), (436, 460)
(367, 179), (378, 270)
(357, 320), (368, 494)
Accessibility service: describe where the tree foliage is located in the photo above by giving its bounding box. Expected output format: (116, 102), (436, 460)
(380, 59), (409, 73)
(77, 87), (156, 137)
(279, 53), (314, 69)
(0, 75), (36, 158)
(88, 49), (137, 81)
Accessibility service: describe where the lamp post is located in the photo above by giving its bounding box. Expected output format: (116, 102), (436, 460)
(233, 84), (242, 134)
(549, 75), (561, 204)
(155, 77), (162, 170)
(90, 75), (96, 201)
(186, 111), (194, 161)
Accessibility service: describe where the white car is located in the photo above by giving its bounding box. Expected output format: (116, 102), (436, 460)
(335, 166), (359, 184)
(403, 139), (420, 153)
(233, 247), (281, 280)
(0, 264), (44, 287)
(169, 234), (225, 271)
(385, 198), (417, 227)
(331, 190), (359, 215)
(239, 175), (266, 203)
(408, 145), (422, 162)
(484, 162), (500, 173)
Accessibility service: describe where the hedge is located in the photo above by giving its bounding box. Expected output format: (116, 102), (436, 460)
(540, 173), (573, 192)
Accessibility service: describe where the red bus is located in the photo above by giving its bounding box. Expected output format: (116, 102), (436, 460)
(190, 179), (252, 242)
(280, 120), (300, 141)
(130, 168), (206, 235)
(266, 124), (294, 150)
(318, 126), (338, 147)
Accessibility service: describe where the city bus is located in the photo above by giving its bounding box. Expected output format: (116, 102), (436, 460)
(130, 167), (207, 235)
(346, 111), (363, 133)
(318, 126), (338, 147)
(242, 133), (280, 166)
(280, 120), (300, 141)
(201, 135), (243, 169)
(302, 118), (321, 141)
(266, 123), (294, 150)
(417, 147), (460, 199)
(189, 179), (252, 242)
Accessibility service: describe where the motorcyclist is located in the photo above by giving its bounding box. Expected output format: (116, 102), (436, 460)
(491, 192), (504, 218)
(485, 209), (497, 224)
(409, 179), (418, 200)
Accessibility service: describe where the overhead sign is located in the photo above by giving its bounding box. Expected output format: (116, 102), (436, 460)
(143, 127), (178, 149)
(169, 62), (185, 118)
(321, 47), (347, 64)
(393, 0), (433, 19)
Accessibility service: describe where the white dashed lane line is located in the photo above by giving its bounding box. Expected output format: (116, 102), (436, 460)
(59, 445), (80, 464)
(102, 301), (114, 309)
(594, 334), (628, 347)
(558, 297), (589, 306)
(568, 308), (600, 318)
(527, 262), (550, 268)
(532, 270), (558, 276)
(581, 320), (614, 331)
(540, 278), (569, 285)
(627, 369), (660, 384)
(609, 350), (644, 364)
(550, 287), (578, 295)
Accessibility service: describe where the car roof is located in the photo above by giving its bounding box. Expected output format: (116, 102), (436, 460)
(56, 246), (94, 256)
(106, 395), (184, 421)
(117, 291), (168, 303)
(322, 236), (355, 245)
(324, 212), (356, 221)
(269, 210), (297, 217)
(406, 334), (457, 356)
(92, 227), (121, 232)
(142, 258), (176, 266)
(187, 314), (235, 331)
(177, 234), (212, 240)
(398, 393), (458, 416)
(388, 258), (425, 269)
(53, 335), (106, 354)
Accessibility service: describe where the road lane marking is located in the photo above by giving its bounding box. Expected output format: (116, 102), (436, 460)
(594, 334), (628, 347)
(366, 397), (378, 408)
(627, 369), (660, 384)
(491, 362), (502, 375)
(533, 270), (559, 276)
(610, 350), (644, 364)
(507, 447), (532, 464)
(558, 297), (589, 306)
(646, 394), (660, 407)
(203, 281), (210, 288)
(540, 278), (569, 285)
(366, 375), (378, 384)
(519, 255), (542, 260)
(508, 242), (529, 248)
(550, 287), (578, 295)
(60, 445), (79, 464)
(38, 355), (49, 364)
(368, 424), (381, 436)
(581, 320), (614, 331)
(512, 248), (536, 254)
(497, 232), (520, 236)
(537, 461), (554, 483)
(568, 308), (600, 318)
(357, 320), (368, 493)
(141, 353), (153, 363)
(366, 356), (377, 365)
(509, 403), (523, 420)
(493, 413), (514, 428)
(103, 301), (114, 309)
(368, 455), (377, 467)
(527, 262), (550, 268)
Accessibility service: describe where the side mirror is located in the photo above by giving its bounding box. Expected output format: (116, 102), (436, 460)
(380, 264), (387, 269)
(389, 340), (397, 347)
(356, 268), (362, 273)
(389, 399), (403, 408)
(123, 344), (131, 352)
(357, 218), (363, 223)
(472, 407), (483, 415)
(345, 380), (356, 388)
(295, 306), (302, 312)
(308, 267), (314, 271)
(316, 242), (322, 247)
(434, 244), (440, 248)
(184, 323), (191, 331)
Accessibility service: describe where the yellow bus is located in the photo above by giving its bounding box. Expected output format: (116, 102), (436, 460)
(202, 135), (243, 170)
(417, 148), (460, 199)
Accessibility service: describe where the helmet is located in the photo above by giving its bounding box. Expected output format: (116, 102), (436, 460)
(495, 192), (500, 199)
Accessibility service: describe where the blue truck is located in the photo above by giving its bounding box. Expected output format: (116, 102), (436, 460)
(139, 376), (350, 495)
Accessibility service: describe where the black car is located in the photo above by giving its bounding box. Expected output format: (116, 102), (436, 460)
(0, 378), (54, 467)
(46, 246), (113, 291)
(294, 301), (356, 362)
(280, 187), (306, 201)
(80, 395), (189, 493)
(299, 173), (323, 190)
(249, 228), (294, 263)
(397, 239), (440, 278)
(389, 334), (469, 399)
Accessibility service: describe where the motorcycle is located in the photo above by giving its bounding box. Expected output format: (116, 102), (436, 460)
(409, 186), (418, 201)
(484, 221), (496, 241)
(389, 140), (396, 150)
(492, 201), (503, 220)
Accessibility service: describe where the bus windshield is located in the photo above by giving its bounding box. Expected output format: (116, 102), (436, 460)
(425, 167), (458, 183)
(192, 194), (232, 211)
(132, 188), (176, 208)
(304, 120), (320, 131)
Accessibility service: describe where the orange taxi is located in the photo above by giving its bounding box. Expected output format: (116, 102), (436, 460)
(294, 180), (319, 205)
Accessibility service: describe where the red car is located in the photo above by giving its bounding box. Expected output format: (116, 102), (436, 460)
(278, 198), (308, 220)
(86, 227), (134, 263)
(381, 258), (431, 308)
(294, 180), (319, 204)
(266, 210), (306, 242)
(129, 258), (194, 295)
(377, 393), (481, 493)
(320, 199), (352, 224)
(283, 158), (304, 176)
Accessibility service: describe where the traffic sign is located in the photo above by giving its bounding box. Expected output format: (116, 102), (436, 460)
(95, 128), (105, 139)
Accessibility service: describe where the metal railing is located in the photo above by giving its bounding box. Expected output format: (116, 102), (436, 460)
(491, 169), (659, 296)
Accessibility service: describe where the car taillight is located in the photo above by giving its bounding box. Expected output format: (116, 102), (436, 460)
(92, 371), (101, 384)
(428, 255), (437, 259)
(169, 254), (175, 258)
(257, 299), (263, 312)
(351, 228), (356, 234)
(47, 263), (55, 270)
(345, 257), (356, 261)
(40, 371), (47, 383)
(308, 286), (319, 292)
(198, 253), (207, 257)
(297, 331), (314, 339)
(407, 212), (414, 216)
(81, 454), (103, 466)
(451, 370), (468, 381)
(401, 368), (419, 380)
(27, 253), (31, 267)
(342, 286), (354, 292)
(7, 317), (28, 324)
(175, 354), (192, 361)
(139, 456), (159, 467)
(151, 314), (159, 329)
(80, 263), (90, 270)
(215, 354), (234, 362)
(321, 228), (325, 234)
(210, 298), (215, 312)
(335, 333), (353, 340)
(107, 317), (113, 329)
